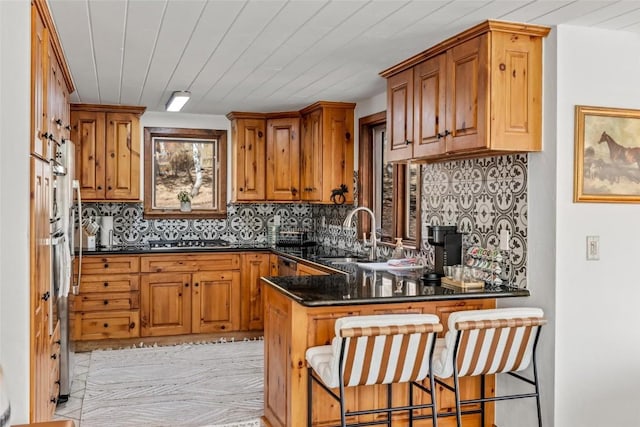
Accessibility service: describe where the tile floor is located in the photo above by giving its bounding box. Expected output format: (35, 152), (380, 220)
(53, 352), (91, 426)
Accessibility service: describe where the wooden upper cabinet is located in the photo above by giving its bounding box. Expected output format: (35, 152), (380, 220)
(266, 116), (300, 201)
(31, 1), (73, 161)
(385, 69), (414, 162)
(227, 113), (267, 201)
(71, 104), (145, 201)
(300, 102), (355, 203)
(380, 20), (550, 162)
(31, 4), (47, 160)
(413, 54), (447, 158)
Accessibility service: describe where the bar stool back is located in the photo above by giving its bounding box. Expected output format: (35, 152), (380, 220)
(306, 313), (443, 427)
(432, 307), (547, 427)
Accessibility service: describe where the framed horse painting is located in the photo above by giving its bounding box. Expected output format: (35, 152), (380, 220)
(574, 105), (640, 203)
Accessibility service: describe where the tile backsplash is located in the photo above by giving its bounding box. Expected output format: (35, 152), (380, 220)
(82, 153), (527, 287)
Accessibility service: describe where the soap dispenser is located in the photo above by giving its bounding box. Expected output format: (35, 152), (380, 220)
(391, 237), (405, 259)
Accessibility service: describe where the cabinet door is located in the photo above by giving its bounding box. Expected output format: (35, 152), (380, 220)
(413, 54), (447, 158)
(31, 5), (47, 159)
(105, 112), (140, 200)
(386, 68), (414, 162)
(30, 157), (52, 422)
(71, 110), (106, 200)
(241, 253), (270, 331)
(266, 117), (300, 200)
(192, 271), (241, 333)
(489, 30), (543, 152)
(300, 109), (322, 201)
(232, 118), (266, 201)
(445, 34), (489, 153)
(140, 273), (192, 336)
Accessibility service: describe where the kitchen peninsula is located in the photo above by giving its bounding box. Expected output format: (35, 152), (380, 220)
(260, 254), (529, 427)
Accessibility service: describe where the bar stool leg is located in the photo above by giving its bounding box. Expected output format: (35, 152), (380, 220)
(307, 368), (313, 427)
(409, 382), (414, 426)
(453, 369), (462, 427)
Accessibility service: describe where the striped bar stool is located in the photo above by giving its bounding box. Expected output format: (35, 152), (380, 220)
(306, 314), (443, 427)
(432, 307), (547, 427)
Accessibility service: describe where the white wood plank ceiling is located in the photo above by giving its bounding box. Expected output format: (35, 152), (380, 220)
(48, 0), (640, 115)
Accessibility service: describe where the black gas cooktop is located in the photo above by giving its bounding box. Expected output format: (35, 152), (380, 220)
(147, 239), (230, 250)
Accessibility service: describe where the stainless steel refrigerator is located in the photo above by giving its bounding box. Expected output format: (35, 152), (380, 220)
(51, 139), (80, 403)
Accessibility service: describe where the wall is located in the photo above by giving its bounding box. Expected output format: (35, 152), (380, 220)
(552, 26), (640, 427)
(0, 0), (31, 423)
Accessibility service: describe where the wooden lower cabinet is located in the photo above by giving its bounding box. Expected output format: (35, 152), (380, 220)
(192, 271), (241, 333)
(263, 284), (496, 427)
(139, 253), (242, 337)
(241, 253), (271, 331)
(71, 256), (141, 341)
(140, 273), (192, 336)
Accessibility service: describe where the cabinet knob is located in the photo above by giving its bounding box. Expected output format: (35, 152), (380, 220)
(258, 131), (263, 138)
(239, 187), (244, 192)
(103, 300), (109, 305)
(184, 283), (189, 287)
(194, 282), (199, 287)
(129, 322), (136, 329)
(51, 397), (58, 404)
(55, 118), (63, 126)
(42, 291), (50, 301)
(108, 186), (112, 190)
(110, 152), (115, 158)
(404, 139), (412, 145)
(103, 282), (109, 287)
(51, 353), (57, 360)
(291, 187), (298, 195)
(345, 132), (351, 140)
(103, 323), (109, 328)
(98, 186), (102, 190)
(104, 263), (109, 268)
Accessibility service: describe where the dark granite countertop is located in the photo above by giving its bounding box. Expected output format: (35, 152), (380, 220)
(78, 242), (529, 306)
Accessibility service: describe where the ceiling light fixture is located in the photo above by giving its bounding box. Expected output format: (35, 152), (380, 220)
(165, 90), (191, 112)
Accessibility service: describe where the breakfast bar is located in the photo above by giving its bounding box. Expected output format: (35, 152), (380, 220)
(261, 267), (529, 427)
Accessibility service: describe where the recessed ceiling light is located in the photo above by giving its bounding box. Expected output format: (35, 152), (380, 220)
(166, 91), (191, 112)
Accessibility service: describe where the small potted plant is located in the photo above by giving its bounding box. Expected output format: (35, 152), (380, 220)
(177, 191), (192, 212)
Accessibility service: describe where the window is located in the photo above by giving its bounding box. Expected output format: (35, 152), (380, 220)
(359, 113), (421, 249)
(143, 127), (227, 218)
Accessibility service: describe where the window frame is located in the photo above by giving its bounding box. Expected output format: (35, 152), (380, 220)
(358, 112), (421, 250)
(143, 127), (227, 219)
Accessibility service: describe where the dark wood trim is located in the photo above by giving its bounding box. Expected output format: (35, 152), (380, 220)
(357, 111), (386, 238)
(143, 127), (227, 219)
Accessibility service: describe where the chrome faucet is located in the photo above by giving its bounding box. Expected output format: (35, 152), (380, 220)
(343, 207), (378, 261)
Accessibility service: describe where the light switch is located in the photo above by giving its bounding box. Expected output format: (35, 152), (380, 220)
(586, 236), (599, 261)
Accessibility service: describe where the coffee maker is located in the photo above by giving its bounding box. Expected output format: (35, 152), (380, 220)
(427, 225), (463, 276)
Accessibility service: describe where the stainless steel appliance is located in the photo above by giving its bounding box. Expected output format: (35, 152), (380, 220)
(51, 140), (79, 403)
(427, 225), (463, 277)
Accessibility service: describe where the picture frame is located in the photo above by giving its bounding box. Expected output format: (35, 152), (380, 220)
(574, 105), (640, 203)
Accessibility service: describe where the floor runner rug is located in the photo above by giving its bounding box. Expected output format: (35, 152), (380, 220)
(80, 340), (263, 427)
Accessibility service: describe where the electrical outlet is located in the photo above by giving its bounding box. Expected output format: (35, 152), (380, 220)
(586, 235), (599, 261)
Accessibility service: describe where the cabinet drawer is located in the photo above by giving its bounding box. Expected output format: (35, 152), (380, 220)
(141, 254), (240, 273)
(78, 274), (139, 293)
(70, 310), (140, 341)
(71, 291), (139, 312)
(80, 255), (140, 274)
